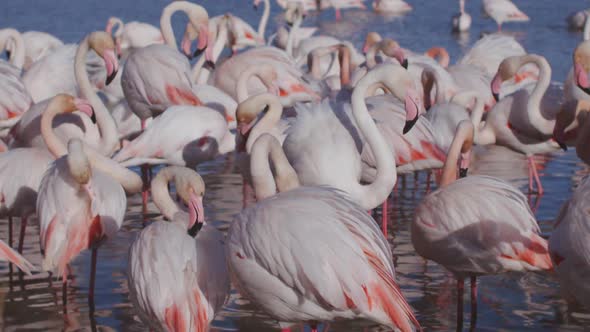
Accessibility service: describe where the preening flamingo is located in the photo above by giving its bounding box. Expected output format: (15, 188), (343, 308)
(38, 137), (142, 307)
(549, 175), (590, 309)
(482, 0), (530, 31)
(489, 54), (562, 194)
(412, 120), (552, 330)
(227, 133), (420, 332)
(105, 17), (164, 58)
(9, 31), (120, 157)
(128, 166), (229, 331)
(4, 30), (63, 70)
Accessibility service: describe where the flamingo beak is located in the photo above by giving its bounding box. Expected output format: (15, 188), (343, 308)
(552, 127), (568, 151)
(74, 98), (96, 124)
(392, 47), (408, 69)
(491, 74), (502, 102)
(181, 34), (194, 60)
(575, 62), (590, 95)
(459, 151), (470, 178)
(403, 88), (420, 134)
(187, 192), (205, 237)
(5, 50), (11, 60)
(103, 49), (119, 86)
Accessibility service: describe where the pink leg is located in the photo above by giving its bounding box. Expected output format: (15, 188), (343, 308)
(527, 157), (534, 193)
(311, 323), (318, 332)
(530, 157), (544, 195)
(381, 197), (388, 237)
(470, 276), (477, 329)
(335, 8), (341, 20)
(62, 271), (68, 312)
(18, 216), (27, 254)
(322, 323), (330, 332)
(498, 24), (502, 32)
(281, 329), (291, 332)
(457, 278), (464, 332)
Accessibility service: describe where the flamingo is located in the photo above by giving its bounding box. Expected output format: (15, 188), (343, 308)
(0, 65), (31, 132)
(489, 54), (562, 194)
(128, 166), (229, 331)
(271, 2), (318, 54)
(38, 137), (142, 308)
(373, 0), (412, 14)
(549, 176), (590, 309)
(283, 64), (419, 212)
(227, 133), (420, 332)
(9, 31), (120, 157)
(121, 1), (210, 129)
(412, 120), (552, 330)
(564, 40), (590, 103)
(105, 17), (164, 58)
(4, 30), (63, 70)
(452, 0), (471, 32)
(0, 94), (94, 255)
(482, 0), (530, 31)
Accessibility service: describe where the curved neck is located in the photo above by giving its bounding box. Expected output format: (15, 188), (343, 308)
(258, 0), (271, 39)
(193, 22), (228, 84)
(75, 37), (119, 156)
(422, 68), (444, 108)
(84, 144), (143, 193)
(250, 134), (300, 200)
(161, 2), (194, 50)
(350, 69), (397, 209)
(286, 15), (302, 57)
(111, 18), (124, 38)
(0, 29), (25, 69)
(523, 55), (554, 131)
(237, 68), (271, 102)
(459, 0), (465, 14)
(151, 167), (180, 220)
(585, 15), (590, 41)
(246, 95), (283, 153)
(41, 99), (69, 158)
(439, 124), (472, 187)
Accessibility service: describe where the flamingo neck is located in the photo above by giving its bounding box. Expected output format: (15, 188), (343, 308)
(286, 15), (302, 57)
(151, 167), (181, 220)
(193, 21), (228, 84)
(246, 95), (284, 153)
(450, 90), (486, 140)
(350, 68), (398, 209)
(0, 29), (25, 69)
(585, 15), (590, 41)
(41, 99), (69, 158)
(161, 1), (203, 50)
(576, 111), (590, 163)
(111, 18), (125, 38)
(237, 67), (272, 102)
(250, 134), (299, 200)
(75, 37), (119, 156)
(439, 123), (473, 187)
(522, 55), (554, 133)
(258, 0), (271, 40)
(459, 0), (465, 14)
(422, 68), (445, 108)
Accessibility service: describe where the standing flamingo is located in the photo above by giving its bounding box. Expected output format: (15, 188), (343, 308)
(452, 0), (471, 32)
(549, 176), (590, 309)
(227, 133), (420, 332)
(482, 0), (529, 31)
(412, 120), (552, 330)
(128, 166), (229, 331)
(38, 136), (142, 308)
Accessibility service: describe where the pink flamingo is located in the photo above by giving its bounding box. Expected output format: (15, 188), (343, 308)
(128, 166), (229, 331)
(412, 120), (552, 330)
(38, 134), (142, 308)
(227, 133), (420, 332)
(549, 176), (590, 309)
(483, 0), (530, 31)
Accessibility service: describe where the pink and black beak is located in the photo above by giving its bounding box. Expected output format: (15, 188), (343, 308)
(392, 47), (408, 69)
(403, 88), (420, 134)
(491, 73), (502, 102)
(103, 49), (119, 86)
(5, 50), (10, 60)
(459, 151), (470, 178)
(74, 98), (96, 124)
(552, 126), (568, 152)
(575, 62), (590, 95)
(187, 192), (205, 237)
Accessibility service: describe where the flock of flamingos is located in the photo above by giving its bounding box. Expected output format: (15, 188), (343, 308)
(0, 0), (589, 331)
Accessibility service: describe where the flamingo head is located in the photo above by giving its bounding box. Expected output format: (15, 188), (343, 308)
(380, 39), (408, 69)
(492, 55), (525, 101)
(424, 47), (450, 68)
(56, 94), (96, 124)
(362, 32), (382, 54)
(457, 121), (474, 177)
(574, 41), (590, 95)
(236, 93), (275, 137)
(87, 32), (119, 86)
(552, 100), (590, 151)
(181, 22), (210, 61)
(285, 2), (305, 26)
(174, 167), (206, 236)
(253, 0), (262, 9)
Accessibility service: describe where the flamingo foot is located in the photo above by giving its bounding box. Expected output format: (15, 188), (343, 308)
(18, 216), (27, 254)
(470, 276), (478, 329)
(457, 278), (464, 332)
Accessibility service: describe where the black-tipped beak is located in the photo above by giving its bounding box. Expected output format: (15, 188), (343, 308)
(90, 111), (97, 124)
(5, 50), (11, 60)
(492, 92), (499, 102)
(187, 222), (203, 237)
(578, 84), (590, 96)
(204, 60), (216, 71)
(287, 21), (294, 27)
(403, 117), (418, 134)
(557, 140), (568, 151)
(106, 70), (118, 86)
(185, 53), (194, 61)
(401, 58), (409, 69)
(193, 47), (205, 59)
(459, 168), (468, 178)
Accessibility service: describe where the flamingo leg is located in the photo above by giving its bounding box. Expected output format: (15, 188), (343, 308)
(335, 8), (342, 20)
(322, 323), (330, 332)
(470, 276), (478, 330)
(62, 271), (68, 312)
(8, 215), (13, 276)
(311, 323), (318, 332)
(456, 278), (464, 332)
(381, 196), (388, 237)
(18, 216), (27, 254)
(88, 248), (98, 313)
(527, 156), (544, 195)
(527, 157), (533, 193)
(426, 171), (432, 194)
(497, 24), (502, 32)
(141, 165), (149, 216)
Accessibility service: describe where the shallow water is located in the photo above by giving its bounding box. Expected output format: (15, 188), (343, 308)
(2, 0), (590, 331)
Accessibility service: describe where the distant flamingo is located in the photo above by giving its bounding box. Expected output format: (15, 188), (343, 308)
(121, 1), (210, 128)
(38, 137), (142, 308)
(105, 17), (164, 58)
(452, 0), (471, 32)
(549, 176), (590, 309)
(482, 0), (529, 31)
(128, 166), (229, 331)
(489, 54), (562, 194)
(373, 0), (412, 14)
(227, 133), (420, 332)
(412, 120), (552, 330)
